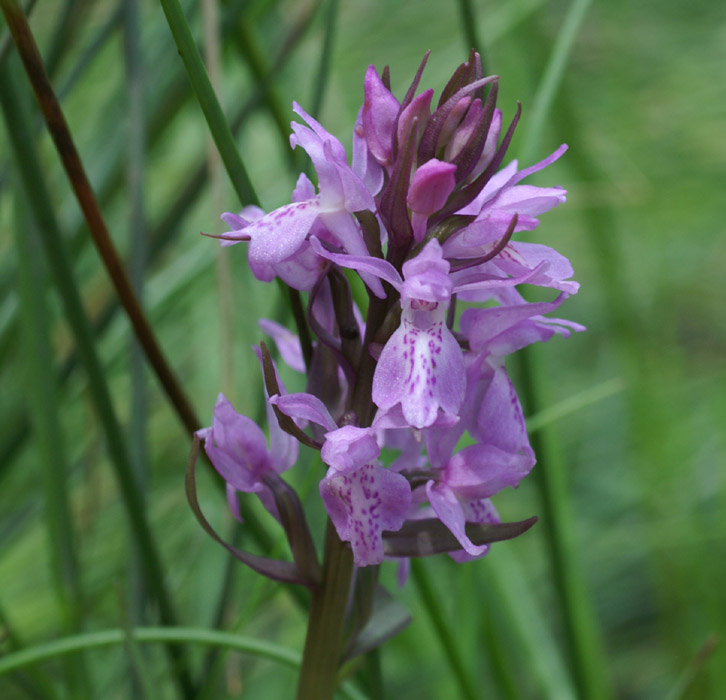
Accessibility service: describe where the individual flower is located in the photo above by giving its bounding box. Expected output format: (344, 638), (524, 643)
(197, 393), (298, 522)
(219, 104), (384, 296)
(272, 394), (412, 566)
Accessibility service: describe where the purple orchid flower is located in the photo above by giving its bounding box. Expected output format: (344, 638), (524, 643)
(271, 393), (412, 566)
(196, 393), (298, 522)
(219, 103), (385, 296)
(201, 52), (585, 577)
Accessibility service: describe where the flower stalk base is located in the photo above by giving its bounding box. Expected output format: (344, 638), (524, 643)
(296, 521), (355, 700)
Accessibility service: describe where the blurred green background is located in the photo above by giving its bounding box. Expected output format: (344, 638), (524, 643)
(1, 0), (725, 698)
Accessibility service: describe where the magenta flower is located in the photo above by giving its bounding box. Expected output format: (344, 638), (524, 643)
(196, 393), (298, 522)
(272, 393), (412, 566)
(197, 51), (584, 581)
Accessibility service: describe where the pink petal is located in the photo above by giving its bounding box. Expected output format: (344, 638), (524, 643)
(372, 312), (465, 429)
(362, 65), (400, 167)
(245, 200), (320, 267)
(270, 392), (337, 432)
(426, 481), (489, 557)
(321, 425), (380, 472)
(321, 462), (411, 566)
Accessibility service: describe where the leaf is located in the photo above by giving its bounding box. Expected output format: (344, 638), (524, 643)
(185, 437), (317, 587)
(342, 584), (411, 662)
(382, 516), (538, 557)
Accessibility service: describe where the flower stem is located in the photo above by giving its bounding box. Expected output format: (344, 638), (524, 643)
(296, 522), (355, 700)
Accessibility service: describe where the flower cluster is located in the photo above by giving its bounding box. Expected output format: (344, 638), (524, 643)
(196, 52), (583, 570)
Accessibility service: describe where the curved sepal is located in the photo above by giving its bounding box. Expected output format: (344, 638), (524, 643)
(186, 437), (320, 588)
(382, 515), (537, 557)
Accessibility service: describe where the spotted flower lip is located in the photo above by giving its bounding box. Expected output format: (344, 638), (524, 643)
(271, 393), (412, 566)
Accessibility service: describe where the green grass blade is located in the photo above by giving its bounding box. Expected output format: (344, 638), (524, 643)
(159, 0), (260, 207)
(0, 57), (195, 700)
(0, 0), (318, 447)
(456, 0), (483, 65)
(411, 559), (478, 700)
(0, 627), (300, 676)
(516, 349), (612, 700)
(232, 14), (299, 169)
(123, 0), (151, 662)
(481, 551), (577, 700)
(1, 0), (201, 438)
(0, 627), (368, 700)
(526, 377), (625, 434)
(510, 0), (610, 697)
(518, 0), (592, 164)
(0, 0), (35, 67)
(309, 0), (339, 120)
(0, 598), (60, 699)
(56, 2), (124, 100)
(13, 187), (90, 698)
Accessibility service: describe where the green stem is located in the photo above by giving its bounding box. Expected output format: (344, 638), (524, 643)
(158, 0), (260, 207)
(411, 559), (479, 700)
(457, 0), (484, 68)
(296, 522), (355, 700)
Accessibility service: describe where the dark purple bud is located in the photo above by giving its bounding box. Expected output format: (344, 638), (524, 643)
(363, 65), (400, 167)
(392, 50), (431, 158)
(447, 82), (499, 183)
(435, 101), (521, 221)
(417, 75), (497, 165)
(437, 48), (479, 108)
(379, 117), (418, 252)
(395, 88), (433, 159)
(436, 96), (471, 154)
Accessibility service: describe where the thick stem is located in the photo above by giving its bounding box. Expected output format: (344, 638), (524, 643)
(296, 522), (355, 700)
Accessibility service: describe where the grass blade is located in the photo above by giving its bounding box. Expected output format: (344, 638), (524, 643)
(526, 377), (625, 434)
(308, 0), (339, 120)
(123, 0), (151, 676)
(506, 0), (612, 699)
(410, 559), (478, 700)
(13, 187), (90, 698)
(0, 628), (368, 700)
(0, 57), (195, 700)
(509, 0), (610, 697)
(518, 0), (593, 164)
(159, 0), (260, 207)
(0, 0), (201, 437)
(456, 0), (483, 68)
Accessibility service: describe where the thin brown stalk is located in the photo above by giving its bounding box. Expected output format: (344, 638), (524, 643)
(1, 0), (201, 435)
